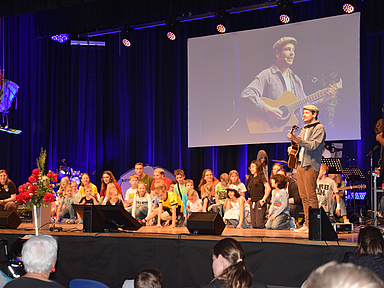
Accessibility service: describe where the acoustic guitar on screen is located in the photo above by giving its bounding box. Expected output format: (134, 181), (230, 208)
(246, 79), (342, 134)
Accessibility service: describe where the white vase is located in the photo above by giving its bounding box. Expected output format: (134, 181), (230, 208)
(32, 204), (51, 232)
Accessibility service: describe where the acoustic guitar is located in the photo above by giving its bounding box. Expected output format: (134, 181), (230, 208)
(246, 79), (342, 134)
(287, 125), (299, 169)
(337, 184), (366, 191)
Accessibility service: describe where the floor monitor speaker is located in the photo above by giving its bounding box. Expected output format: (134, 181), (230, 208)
(0, 210), (21, 229)
(187, 212), (225, 235)
(309, 207), (338, 241)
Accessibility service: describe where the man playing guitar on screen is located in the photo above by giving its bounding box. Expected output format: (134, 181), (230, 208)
(241, 36), (336, 134)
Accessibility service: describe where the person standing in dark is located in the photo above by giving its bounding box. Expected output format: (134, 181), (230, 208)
(246, 160), (271, 228)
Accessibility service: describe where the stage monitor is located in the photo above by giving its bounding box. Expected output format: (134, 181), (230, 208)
(188, 13), (361, 147)
(73, 205), (142, 232)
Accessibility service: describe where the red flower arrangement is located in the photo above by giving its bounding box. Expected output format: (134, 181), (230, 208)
(17, 149), (58, 208)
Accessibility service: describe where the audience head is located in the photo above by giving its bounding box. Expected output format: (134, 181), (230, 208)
(134, 268), (162, 288)
(211, 238), (253, 288)
(357, 226), (384, 256)
(276, 168), (286, 176)
(199, 169), (216, 192)
(129, 174), (139, 188)
(185, 179), (194, 191)
(137, 182), (147, 197)
(271, 163), (283, 176)
(22, 234), (58, 275)
(174, 169), (185, 184)
(135, 163), (145, 177)
(70, 181), (78, 191)
(319, 163), (329, 175)
(84, 185), (92, 196)
(303, 261), (384, 288)
(101, 171), (116, 190)
(169, 180), (177, 192)
(270, 174), (287, 190)
(204, 183), (215, 197)
(153, 168), (165, 181)
(154, 180), (167, 200)
(187, 189), (197, 201)
(0, 170), (10, 186)
(249, 160), (263, 178)
(228, 170), (240, 185)
(110, 189), (119, 201)
(225, 185), (240, 199)
(59, 176), (70, 192)
(80, 173), (91, 187)
(220, 173), (229, 185)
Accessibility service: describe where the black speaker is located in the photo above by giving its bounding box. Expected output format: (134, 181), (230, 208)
(309, 207), (338, 241)
(82, 205), (105, 233)
(187, 212), (225, 235)
(0, 210), (21, 229)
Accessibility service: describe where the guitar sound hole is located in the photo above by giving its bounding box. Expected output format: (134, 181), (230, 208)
(278, 105), (289, 119)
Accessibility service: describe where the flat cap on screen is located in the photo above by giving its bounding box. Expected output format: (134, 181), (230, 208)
(273, 37), (297, 51)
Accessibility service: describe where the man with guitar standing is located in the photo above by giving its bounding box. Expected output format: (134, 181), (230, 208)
(287, 105), (325, 233)
(241, 36), (336, 134)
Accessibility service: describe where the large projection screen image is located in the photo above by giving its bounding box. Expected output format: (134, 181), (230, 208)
(188, 13), (360, 147)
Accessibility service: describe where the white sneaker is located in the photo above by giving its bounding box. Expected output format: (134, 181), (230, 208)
(294, 225), (308, 233)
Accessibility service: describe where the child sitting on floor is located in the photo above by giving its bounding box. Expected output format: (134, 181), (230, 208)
(55, 186), (77, 224)
(202, 183), (221, 213)
(141, 180), (184, 228)
(131, 182), (152, 220)
(265, 174), (290, 230)
(185, 189), (203, 225)
(124, 174), (139, 212)
(106, 187), (124, 206)
(79, 185), (98, 205)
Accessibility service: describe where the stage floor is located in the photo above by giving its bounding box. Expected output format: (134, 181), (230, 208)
(7, 221), (359, 245)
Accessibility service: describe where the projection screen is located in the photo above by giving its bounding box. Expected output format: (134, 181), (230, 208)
(188, 13), (360, 147)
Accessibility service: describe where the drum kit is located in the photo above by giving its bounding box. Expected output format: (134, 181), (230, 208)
(58, 159), (82, 185)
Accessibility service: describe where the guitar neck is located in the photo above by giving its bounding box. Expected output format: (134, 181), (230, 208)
(288, 87), (328, 112)
(287, 80), (341, 113)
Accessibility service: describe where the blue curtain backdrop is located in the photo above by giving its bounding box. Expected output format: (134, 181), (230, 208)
(0, 1), (383, 196)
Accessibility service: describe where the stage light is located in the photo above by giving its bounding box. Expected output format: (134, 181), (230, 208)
(51, 33), (69, 43)
(341, 1), (356, 14)
(166, 19), (178, 40)
(277, 0), (293, 24)
(215, 10), (227, 33)
(121, 27), (132, 47)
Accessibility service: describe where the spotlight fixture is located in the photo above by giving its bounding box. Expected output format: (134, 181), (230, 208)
(121, 26), (132, 47)
(215, 10), (227, 33)
(341, 0), (356, 14)
(51, 33), (69, 43)
(277, 0), (293, 24)
(166, 19), (178, 40)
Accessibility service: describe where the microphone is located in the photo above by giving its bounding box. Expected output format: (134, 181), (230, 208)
(307, 74), (318, 83)
(367, 145), (379, 157)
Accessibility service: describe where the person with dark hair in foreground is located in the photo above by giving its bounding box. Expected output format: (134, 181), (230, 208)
(302, 261), (384, 288)
(5, 234), (64, 288)
(200, 238), (267, 288)
(342, 226), (384, 282)
(134, 269), (162, 288)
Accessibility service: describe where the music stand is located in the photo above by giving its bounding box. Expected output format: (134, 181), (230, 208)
(341, 167), (367, 182)
(341, 167), (367, 222)
(321, 158), (342, 174)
